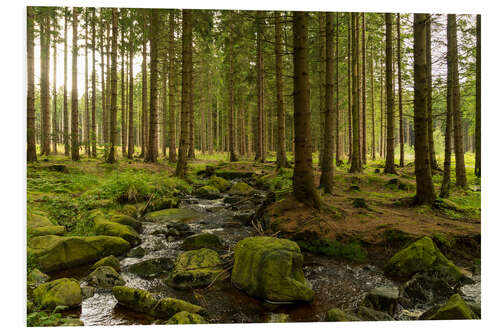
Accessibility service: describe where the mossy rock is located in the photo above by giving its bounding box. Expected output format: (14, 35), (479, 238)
(194, 185), (221, 199)
(33, 278), (82, 310)
(27, 212), (53, 229)
(94, 215), (141, 246)
(255, 174), (274, 189)
(356, 306), (394, 321)
(166, 311), (208, 324)
(214, 170), (254, 180)
(127, 257), (174, 278)
(121, 204), (138, 218)
(150, 298), (205, 319)
(45, 164), (69, 173)
(28, 235), (130, 272)
(112, 286), (157, 314)
(384, 237), (471, 285)
(27, 268), (50, 286)
(29, 226), (66, 237)
(127, 246), (146, 258)
(325, 308), (361, 322)
(208, 176), (231, 192)
(266, 313), (290, 323)
(146, 197), (181, 213)
(231, 236), (314, 302)
(420, 294), (478, 320)
(361, 286), (400, 316)
(166, 248), (224, 290)
(229, 182), (255, 195)
(109, 214), (142, 233)
(90, 255), (121, 272)
(182, 233), (223, 251)
(85, 266), (125, 290)
(144, 208), (203, 223)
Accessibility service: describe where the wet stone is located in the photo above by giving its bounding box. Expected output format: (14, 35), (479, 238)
(362, 286), (400, 316)
(127, 257), (175, 278)
(127, 246), (146, 258)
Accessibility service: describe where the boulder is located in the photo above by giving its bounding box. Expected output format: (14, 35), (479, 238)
(233, 210), (254, 225)
(85, 266), (125, 290)
(325, 308), (361, 322)
(121, 204), (138, 218)
(231, 236), (314, 302)
(109, 214), (142, 233)
(166, 248), (224, 290)
(27, 268), (50, 287)
(144, 208), (203, 223)
(194, 185), (222, 199)
(28, 235), (130, 272)
(166, 311), (208, 324)
(356, 306), (394, 321)
(384, 237), (472, 285)
(419, 294), (478, 320)
(127, 257), (174, 278)
(33, 278), (82, 310)
(229, 182), (255, 195)
(182, 233), (223, 251)
(29, 226), (66, 237)
(81, 285), (95, 299)
(27, 212), (53, 229)
(94, 216), (141, 246)
(112, 286), (157, 314)
(362, 286), (400, 316)
(127, 246), (146, 258)
(208, 176), (231, 192)
(90, 255), (121, 272)
(150, 298), (205, 319)
(214, 170), (254, 180)
(399, 272), (455, 305)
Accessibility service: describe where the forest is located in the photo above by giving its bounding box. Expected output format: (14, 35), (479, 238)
(26, 7), (481, 326)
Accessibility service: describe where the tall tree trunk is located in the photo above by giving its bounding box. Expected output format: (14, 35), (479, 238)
(361, 13), (367, 165)
(175, 9), (192, 178)
(426, 15), (438, 170)
(384, 13), (397, 174)
(71, 8), (79, 161)
(100, 13), (106, 148)
(349, 13), (362, 173)
(127, 27), (135, 159)
(320, 12), (336, 193)
(52, 16), (58, 154)
(168, 11), (177, 162)
(27, 6), (37, 162)
(146, 9), (159, 163)
(347, 14), (352, 162)
(91, 9), (97, 157)
(140, 14), (148, 158)
(335, 13), (340, 166)
(82, 11), (89, 156)
(161, 50), (168, 157)
(40, 11), (50, 156)
(104, 19), (111, 152)
(63, 10), (70, 156)
(397, 14), (404, 167)
(379, 55), (384, 158)
(370, 46), (376, 160)
(121, 26), (127, 157)
(106, 8), (118, 163)
(255, 11), (265, 163)
(228, 11), (238, 162)
(292, 11), (321, 208)
(318, 13), (326, 168)
(475, 15), (481, 177)
(413, 13), (435, 205)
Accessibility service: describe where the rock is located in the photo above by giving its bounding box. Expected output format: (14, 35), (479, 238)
(94, 215), (141, 246)
(182, 233), (223, 250)
(144, 208), (203, 223)
(127, 246), (146, 258)
(399, 272), (455, 305)
(208, 176), (231, 192)
(385, 178), (409, 191)
(233, 210), (254, 225)
(194, 185), (222, 199)
(266, 313), (290, 323)
(109, 214), (142, 233)
(214, 170), (254, 180)
(419, 294), (478, 320)
(166, 248), (224, 290)
(256, 174), (275, 190)
(127, 257), (174, 278)
(121, 204), (138, 218)
(27, 212), (53, 229)
(325, 308), (360, 322)
(223, 196), (244, 204)
(150, 298), (205, 319)
(356, 306), (394, 321)
(352, 198), (368, 209)
(29, 225), (66, 237)
(85, 266), (125, 290)
(384, 237), (472, 285)
(166, 311), (208, 324)
(112, 286), (157, 314)
(229, 182), (255, 195)
(231, 236), (314, 302)
(81, 285), (95, 299)
(467, 302), (481, 318)
(362, 286), (400, 316)
(146, 197), (181, 213)
(28, 268), (50, 286)
(28, 235), (130, 272)
(90, 255), (121, 272)
(33, 278), (82, 310)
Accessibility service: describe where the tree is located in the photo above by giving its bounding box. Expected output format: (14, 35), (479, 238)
(397, 14), (404, 167)
(52, 14), (58, 154)
(175, 9), (192, 178)
(168, 10), (177, 162)
(121, 14), (127, 158)
(91, 8), (97, 157)
(228, 11), (238, 162)
(292, 11), (322, 208)
(106, 8), (118, 163)
(255, 11), (265, 163)
(426, 15), (438, 170)
(319, 12), (336, 193)
(71, 7), (79, 161)
(127, 11), (135, 159)
(146, 8), (159, 163)
(40, 9), (51, 156)
(139, 12), (148, 158)
(349, 13), (362, 173)
(413, 13), (435, 205)
(361, 13), (367, 165)
(475, 15), (481, 177)
(27, 6), (37, 162)
(63, 9), (70, 156)
(384, 13), (397, 174)
(84, 9), (90, 156)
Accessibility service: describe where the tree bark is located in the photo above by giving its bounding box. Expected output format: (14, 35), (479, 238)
(475, 15), (481, 177)
(27, 6), (37, 162)
(127, 22), (135, 159)
(335, 13), (340, 166)
(361, 13), (367, 165)
(168, 11), (177, 162)
(52, 16), (58, 154)
(40, 11), (51, 156)
(255, 11), (265, 163)
(71, 8), (79, 161)
(370, 46), (376, 160)
(228, 11), (238, 162)
(140, 13), (148, 158)
(397, 14), (404, 167)
(121, 21), (127, 158)
(425, 16), (438, 170)
(384, 13), (397, 174)
(63, 10), (70, 156)
(146, 9), (159, 163)
(91, 9), (97, 157)
(349, 13), (362, 173)
(106, 8), (118, 163)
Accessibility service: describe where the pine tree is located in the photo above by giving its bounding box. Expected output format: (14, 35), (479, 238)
(146, 9), (159, 163)
(106, 8), (118, 163)
(168, 10), (177, 162)
(384, 13), (397, 174)
(475, 15), (481, 177)
(27, 6), (37, 162)
(349, 13), (362, 173)
(71, 7), (79, 161)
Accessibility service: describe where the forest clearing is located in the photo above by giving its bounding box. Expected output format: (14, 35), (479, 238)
(25, 6), (481, 327)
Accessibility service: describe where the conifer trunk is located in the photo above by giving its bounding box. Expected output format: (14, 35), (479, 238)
(106, 8), (118, 163)
(127, 27), (135, 159)
(384, 13), (396, 174)
(40, 12), (51, 156)
(146, 9), (159, 163)
(475, 15), (481, 177)
(27, 6), (37, 162)
(397, 14), (404, 167)
(63, 10), (70, 156)
(168, 11), (177, 162)
(228, 11), (238, 162)
(71, 7), (79, 161)
(52, 16), (58, 154)
(91, 9), (97, 157)
(349, 13), (362, 173)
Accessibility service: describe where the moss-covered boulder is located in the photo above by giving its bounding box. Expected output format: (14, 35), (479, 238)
(150, 298), (205, 319)
(182, 233), (223, 250)
(121, 204), (138, 218)
(167, 311), (208, 324)
(90, 255), (121, 272)
(85, 266), (125, 290)
(27, 268), (50, 287)
(229, 182), (255, 195)
(146, 197), (180, 213)
(33, 278), (82, 310)
(109, 214), (142, 233)
(127, 257), (174, 278)
(231, 236), (314, 302)
(356, 306), (394, 321)
(325, 308), (361, 322)
(29, 225), (66, 237)
(194, 185), (221, 199)
(384, 237), (471, 285)
(27, 212), (53, 229)
(166, 248), (224, 290)
(127, 246), (146, 258)
(208, 176), (231, 192)
(28, 235), (130, 272)
(112, 286), (157, 314)
(362, 286), (400, 316)
(420, 294), (478, 320)
(144, 208), (203, 223)
(94, 216), (141, 246)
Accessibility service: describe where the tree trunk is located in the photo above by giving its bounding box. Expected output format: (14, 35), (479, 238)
(379, 55), (384, 159)
(175, 9), (192, 178)
(27, 6), (37, 162)
(425, 16), (438, 170)
(292, 11), (322, 208)
(361, 13), (367, 165)
(397, 14), (404, 167)
(52, 16), (58, 154)
(40, 11), (51, 156)
(91, 9), (97, 157)
(413, 13), (435, 205)
(71, 8), (79, 161)
(83, 10), (89, 156)
(63, 10), (70, 156)
(347, 14), (352, 162)
(121, 25), (127, 158)
(255, 11), (265, 163)
(228, 11), (238, 162)
(318, 13), (326, 168)
(349, 13), (362, 173)
(370, 46), (376, 160)
(384, 13), (397, 174)
(168, 11), (177, 162)
(146, 9), (159, 163)
(106, 8), (118, 163)
(475, 15), (481, 177)
(100, 13), (106, 148)
(127, 25), (135, 159)
(140, 14), (148, 158)
(335, 13), (340, 166)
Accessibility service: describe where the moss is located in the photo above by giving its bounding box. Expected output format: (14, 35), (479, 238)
(214, 170), (254, 180)
(90, 255), (121, 272)
(150, 298), (204, 319)
(109, 214), (141, 232)
(326, 308), (360, 322)
(144, 208), (203, 223)
(27, 268), (50, 286)
(29, 226), (66, 237)
(194, 185), (221, 199)
(86, 266), (125, 289)
(121, 204), (138, 218)
(231, 236), (314, 302)
(182, 233), (223, 250)
(229, 182), (255, 195)
(33, 278), (82, 310)
(296, 239), (367, 262)
(27, 212), (53, 229)
(432, 233), (455, 249)
(112, 286), (157, 314)
(94, 215), (140, 246)
(146, 197), (180, 213)
(426, 294), (478, 320)
(166, 311), (208, 324)
(208, 176), (231, 192)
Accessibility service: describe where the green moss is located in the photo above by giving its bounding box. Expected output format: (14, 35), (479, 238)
(94, 215), (140, 246)
(144, 208), (203, 223)
(194, 185), (221, 199)
(166, 311), (208, 324)
(29, 226), (66, 237)
(146, 197), (180, 212)
(33, 278), (82, 310)
(90, 255), (121, 272)
(109, 214), (141, 231)
(182, 233), (223, 250)
(214, 170), (254, 180)
(296, 239), (367, 262)
(121, 204), (138, 217)
(229, 182), (255, 195)
(208, 176), (231, 192)
(326, 308), (360, 322)
(27, 212), (53, 229)
(150, 298), (204, 319)
(427, 294), (478, 320)
(112, 286), (157, 314)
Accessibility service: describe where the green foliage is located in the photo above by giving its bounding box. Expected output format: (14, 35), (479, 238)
(296, 239), (367, 262)
(27, 251), (39, 275)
